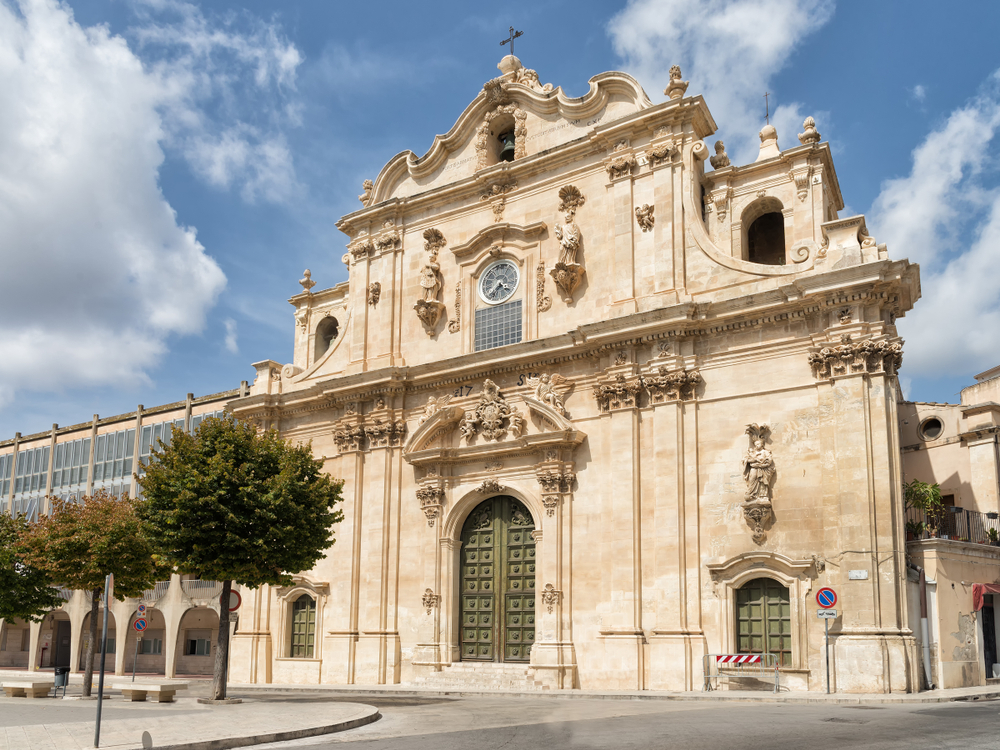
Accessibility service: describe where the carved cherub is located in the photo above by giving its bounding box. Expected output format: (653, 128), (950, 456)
(359, 179), (374, 205)
(527, 373), (570, 415)
(419, 394), (452, 424)
(459, 410), (479, 441)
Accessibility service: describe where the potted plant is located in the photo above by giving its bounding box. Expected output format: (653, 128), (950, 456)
(904, 479), (944, 538)
(988, 528), (1000, 547)
(905, 520), (926, 542)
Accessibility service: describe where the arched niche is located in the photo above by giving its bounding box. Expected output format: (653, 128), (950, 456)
(313, 315), (339, 362)
(741, 197), (787, 265)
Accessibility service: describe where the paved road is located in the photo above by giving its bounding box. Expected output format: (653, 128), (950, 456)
(246, 693), (1000, 750)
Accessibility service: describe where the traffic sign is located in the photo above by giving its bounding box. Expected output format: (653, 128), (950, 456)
(817, 609), (838, 619)
(137, 603), (146, 614)
(133, 618), (147, 632)
(816, 587), (837, 609)
(222, 590), (242, 612)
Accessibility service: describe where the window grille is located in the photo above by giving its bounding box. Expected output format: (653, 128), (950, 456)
(474, 299), (522, 352)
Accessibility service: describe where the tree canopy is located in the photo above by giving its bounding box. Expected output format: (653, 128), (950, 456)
(18, 491), (166, 694)
(0, 513), (62, 623)
(137, 414), (343, 699)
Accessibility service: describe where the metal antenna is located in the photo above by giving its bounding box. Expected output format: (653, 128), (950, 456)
(500, 26), (523, 58)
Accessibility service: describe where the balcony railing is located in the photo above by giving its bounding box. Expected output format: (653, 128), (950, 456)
(141, 580), (171, 603)
(181, 580), (224, 601)
(906, 505), (1000, 546)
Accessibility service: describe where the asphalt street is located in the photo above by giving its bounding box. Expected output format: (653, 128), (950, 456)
(247, 693), (1000, 750)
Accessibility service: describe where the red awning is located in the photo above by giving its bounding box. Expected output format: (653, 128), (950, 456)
(972, 583), (1000, 611)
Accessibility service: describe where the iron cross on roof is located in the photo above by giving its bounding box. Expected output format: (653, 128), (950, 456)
(500, 26), (523, 57)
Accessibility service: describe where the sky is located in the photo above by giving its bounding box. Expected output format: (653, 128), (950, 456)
(1, 0), (999, 438)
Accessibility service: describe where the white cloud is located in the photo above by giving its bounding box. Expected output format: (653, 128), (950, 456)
(608, 0), (835, 163)
(870, 69), (1000, 378)
(0, 0), (227, 406)
(910, 84), (927, 103)
(130, 0), (303, 204)
(223, 318), (239, 354)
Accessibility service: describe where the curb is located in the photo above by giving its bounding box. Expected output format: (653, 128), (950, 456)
(124, 706), (379, 750)
(230, 683), (1000, 705)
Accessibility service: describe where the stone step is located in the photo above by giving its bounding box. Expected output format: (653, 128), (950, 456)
(414, 662), (548, 691)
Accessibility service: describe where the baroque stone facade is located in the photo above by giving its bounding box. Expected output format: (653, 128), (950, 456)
(226, 53), (924, 694)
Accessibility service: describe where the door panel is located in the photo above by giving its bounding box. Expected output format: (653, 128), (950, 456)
(461, 496), (535, 662)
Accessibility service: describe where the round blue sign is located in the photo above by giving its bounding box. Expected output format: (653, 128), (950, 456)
(133, 618), (148, 632)
(816, 588), (837, 608)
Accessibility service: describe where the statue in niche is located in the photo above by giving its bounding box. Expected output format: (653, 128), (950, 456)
(741, 423), (774, 544)
(550, 185), (587, 303)
(414, 239), (447, 334)
(419, 259), (441, 302)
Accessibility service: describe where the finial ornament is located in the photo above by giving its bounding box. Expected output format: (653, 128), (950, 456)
(299, 269), (316, 293)
(664, 65), (689, 100)
(358, 179), (374, 206)
(709, 140), (730, 169)
(798, 116), (821, 145)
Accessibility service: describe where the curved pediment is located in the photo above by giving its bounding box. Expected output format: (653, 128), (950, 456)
(365, 69), (653, 206)
(403, 387), (584, 465)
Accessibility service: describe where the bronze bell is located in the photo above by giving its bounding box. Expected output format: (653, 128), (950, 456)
(498, 131), (516, 162)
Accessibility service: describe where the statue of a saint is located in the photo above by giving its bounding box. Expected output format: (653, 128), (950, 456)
(554, 221), (581, 265)
(419, 261), (441, 302)
(742, 439), (774, 502)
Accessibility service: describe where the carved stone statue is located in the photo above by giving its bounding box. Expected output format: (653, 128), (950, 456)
(419, 260), (441, 302)
(741, 423), (774, 544)
(551, 185), (587, 303)
(419, 394), (452, 424)
(634, 204), (655, 232)
(527, 373), (570, 415)
(359, 179), (374, 205)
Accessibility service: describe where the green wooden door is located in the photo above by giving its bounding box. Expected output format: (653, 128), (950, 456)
(460, 496), (536, 662)
(736, 577), (792, 666)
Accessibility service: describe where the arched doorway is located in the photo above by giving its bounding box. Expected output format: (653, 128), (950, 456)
(736, 577), (791, 666)
(460, 496), (535, 662)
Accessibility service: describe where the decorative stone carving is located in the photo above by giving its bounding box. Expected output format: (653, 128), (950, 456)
(664, 64), (689, 100)
(483, 77), (509, 106)
(807, 336), (904, 379)
(459, 379), (522, 442)
(709, 140), (730, 169)
(527, 373), (570, 415)
(607, 141), (637, 180)
(364, 419), (407, 449)
(416, 486), (444, 527)
(333, 424), (365, 453)
(541, 583), (561, 613)
(299, 269), (316, 293)
(642, 367), (702, 403)
(350, 240), (374, 262)
(358, 179), (374, 205)
(798, 116), (821, 145)
(645, 142), (676, 168)
(593, 373), (643, 412)
(839, 308), (852, 325)
(484, 460), (503, 472)
(742, 423), (774, 545)
(511, 65), (553, 93)
(615, 351), (628, 366)
(536, 261), (551, 312)
(419, 394), (452, 424)
(423, 228), (446, 254)
(374, 229), (400, 252)
(859, 227), (878, 249)
(481, 181), (517, 223)
(791, 169), (811, 202)
(294, 306), (309, 332)
(478, 478), (504, 494)
(422, 588), (440, 614)
(536, 467), (574, 516)
(712, 188), (733, 222)
(367, 282), (381, 307)
(635, 204), (655, 232)
(448, 282), (461, 333)
(551, 185), (586, 303)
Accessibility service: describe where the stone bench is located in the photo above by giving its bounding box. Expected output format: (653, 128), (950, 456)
(112, 682), (189, 703)
(2, 680), (55, 698)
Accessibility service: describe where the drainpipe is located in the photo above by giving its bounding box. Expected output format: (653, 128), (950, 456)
(908, 562), (934, 689)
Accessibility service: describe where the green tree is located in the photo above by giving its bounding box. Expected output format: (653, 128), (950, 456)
(904, 479), (944, 536)
(137, 415), (343, 700)
(19, 492), (165, 695)
(0, 513), (63, 624)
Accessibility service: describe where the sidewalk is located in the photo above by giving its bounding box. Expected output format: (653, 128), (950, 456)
(0, 695), (379, 750)
(229, 680), (1000, 705)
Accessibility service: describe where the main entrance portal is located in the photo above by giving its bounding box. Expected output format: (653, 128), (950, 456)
(460, 496), (536, 662)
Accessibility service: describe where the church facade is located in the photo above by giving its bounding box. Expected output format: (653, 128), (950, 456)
(226, 57), (923, 693)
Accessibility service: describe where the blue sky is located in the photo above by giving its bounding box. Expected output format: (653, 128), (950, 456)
(1, 0), (999, 437)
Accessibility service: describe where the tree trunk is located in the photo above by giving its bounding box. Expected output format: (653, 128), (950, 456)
(213, 580), (232, 701)
(82, 588), (100, 697)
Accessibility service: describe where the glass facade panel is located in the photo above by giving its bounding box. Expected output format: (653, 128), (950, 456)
(52, 437), (90, 501)
(11, 445), (49, 520)
(92, 428), (134, 498)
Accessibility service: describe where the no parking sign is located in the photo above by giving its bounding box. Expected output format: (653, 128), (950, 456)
(133, 618), (147, 633)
